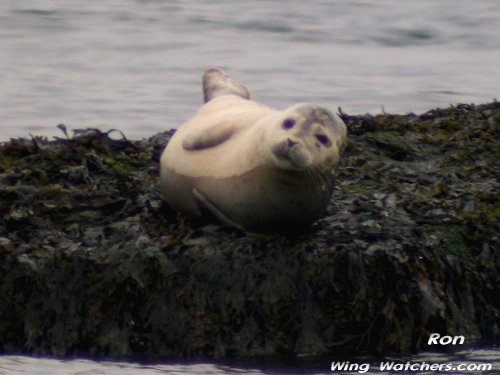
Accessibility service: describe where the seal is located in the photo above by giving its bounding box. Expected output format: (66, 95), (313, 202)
(160, 68), (347, 232)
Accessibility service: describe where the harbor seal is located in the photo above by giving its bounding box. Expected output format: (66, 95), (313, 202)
(160, 68), (347, 232)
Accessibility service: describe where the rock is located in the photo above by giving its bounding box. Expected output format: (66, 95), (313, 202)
(0, 237), (14, 254)
(0, 103), (499, 360)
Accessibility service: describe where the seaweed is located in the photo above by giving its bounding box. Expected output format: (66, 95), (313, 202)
(0, 103), (498, 360)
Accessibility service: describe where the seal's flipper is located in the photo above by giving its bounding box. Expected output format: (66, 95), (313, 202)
(192, 188), (244, 230)
(203, 68), (250, 103)
(182, 122), (234, 151)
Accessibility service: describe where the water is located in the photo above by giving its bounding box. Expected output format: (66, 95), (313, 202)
(0, 348), (499, 374)
(0, 0), (499, 141)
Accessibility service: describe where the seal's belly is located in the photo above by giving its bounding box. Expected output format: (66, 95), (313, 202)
(192, 167), (332, 231)
(160, 165), (332, 230)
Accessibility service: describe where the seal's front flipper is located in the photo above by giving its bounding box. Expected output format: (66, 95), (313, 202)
(182, 122), (234, 151)
(192, 188), (244, 230)
(203, 68), (250, 103)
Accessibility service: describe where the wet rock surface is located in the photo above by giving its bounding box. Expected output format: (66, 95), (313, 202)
(0, 103), (498, 360)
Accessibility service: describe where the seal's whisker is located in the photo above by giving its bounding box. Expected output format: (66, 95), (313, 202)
(313, 166), (334, 196)
(305, 167), (328, 197)
(304, 168), (318, 193)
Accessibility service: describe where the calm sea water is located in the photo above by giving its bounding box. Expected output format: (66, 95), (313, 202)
(0, 0), (499, 140)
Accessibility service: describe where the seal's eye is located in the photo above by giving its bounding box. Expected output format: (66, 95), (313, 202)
(316, 134), (330, 146)
(282, 119), (295, 129)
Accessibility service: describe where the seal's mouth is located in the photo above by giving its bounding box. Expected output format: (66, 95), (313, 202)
(271, 139), (311, 170)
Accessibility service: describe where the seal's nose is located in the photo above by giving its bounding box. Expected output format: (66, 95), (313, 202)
(287, 138), (298, 147)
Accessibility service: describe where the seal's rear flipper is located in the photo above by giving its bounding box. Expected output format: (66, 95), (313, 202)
(203, 68), (250, 103)
(192, 188), (245, 230)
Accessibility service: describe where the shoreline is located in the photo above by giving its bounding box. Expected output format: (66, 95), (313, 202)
(0, 102), (498, 360)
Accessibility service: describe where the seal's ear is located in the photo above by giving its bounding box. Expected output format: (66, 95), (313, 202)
(203, 68), (250, 103)
(182, 122), (234, 151)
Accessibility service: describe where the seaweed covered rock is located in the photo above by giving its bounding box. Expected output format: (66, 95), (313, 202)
(0, 103), (498, 359)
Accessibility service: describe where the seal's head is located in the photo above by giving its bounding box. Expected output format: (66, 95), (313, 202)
(268, 104), (347, 173)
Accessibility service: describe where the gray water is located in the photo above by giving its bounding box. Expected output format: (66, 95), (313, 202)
(1, 0), (499, 141)
(0, 348), (499, 374)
